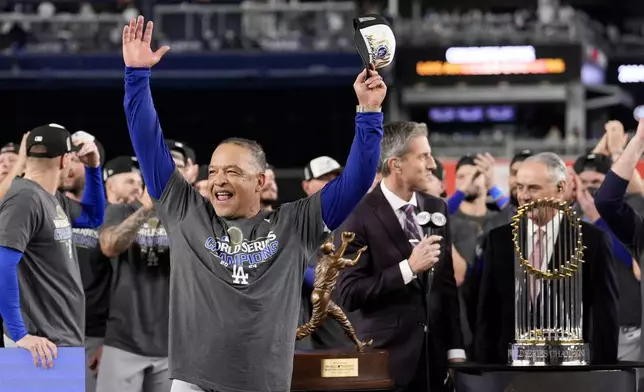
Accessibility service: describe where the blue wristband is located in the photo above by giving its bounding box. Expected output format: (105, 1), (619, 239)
(489, 185), (505, 201)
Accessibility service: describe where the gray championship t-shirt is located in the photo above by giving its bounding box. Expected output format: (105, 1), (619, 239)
(157, 170), (325, 392)
(0, 178), (85, 346)
(100, 201), (170, 357)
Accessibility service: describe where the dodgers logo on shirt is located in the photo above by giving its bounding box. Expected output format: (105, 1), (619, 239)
(72, 228), (99, 249)
(203, 227), (280, 285)
(135, 217), (169, 267)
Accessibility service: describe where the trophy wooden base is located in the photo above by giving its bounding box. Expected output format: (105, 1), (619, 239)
(292, 349), (394, 391)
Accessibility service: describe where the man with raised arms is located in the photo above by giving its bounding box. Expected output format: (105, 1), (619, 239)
(121, 15), (387, 392)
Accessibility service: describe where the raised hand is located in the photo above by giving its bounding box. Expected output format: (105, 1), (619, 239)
(122, 15), (170, 68)
(474, 152), (495, 190)
(604, 120), (628, 155)
(75, 141), (101, 168)
(353, 65), (387, 109)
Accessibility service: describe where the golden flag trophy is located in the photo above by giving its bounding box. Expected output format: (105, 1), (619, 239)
(291, 232), (392, 391)
(509, 198), (590, 365)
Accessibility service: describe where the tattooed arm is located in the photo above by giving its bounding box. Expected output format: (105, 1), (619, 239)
(99, 202), (153, 258)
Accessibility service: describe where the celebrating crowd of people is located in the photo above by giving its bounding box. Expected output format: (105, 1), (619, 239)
(1, 13), (644, 392)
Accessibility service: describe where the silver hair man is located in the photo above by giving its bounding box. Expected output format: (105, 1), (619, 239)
(523, 152), (568, 186)
(379, 122), (429, 177)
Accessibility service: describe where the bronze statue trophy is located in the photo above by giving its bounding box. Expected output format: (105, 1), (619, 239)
(296, 232), (372, 351)
(291, 232), (393, 391)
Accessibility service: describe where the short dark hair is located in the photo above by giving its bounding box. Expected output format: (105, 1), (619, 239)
(218, 137), (267, 173)
(511, 150), (534, 166)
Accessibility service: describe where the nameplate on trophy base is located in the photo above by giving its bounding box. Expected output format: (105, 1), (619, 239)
(292, 349), (393, 391)
(321, 358), (359, 378)
(510, 342), (590, 366)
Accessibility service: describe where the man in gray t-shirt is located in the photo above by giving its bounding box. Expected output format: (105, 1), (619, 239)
(0, 124), (105, 368)
(298, 156), (354, 350)
(122, 17), (387, 391)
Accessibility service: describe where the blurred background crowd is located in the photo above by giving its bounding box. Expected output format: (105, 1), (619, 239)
(1, 0), (644, 200)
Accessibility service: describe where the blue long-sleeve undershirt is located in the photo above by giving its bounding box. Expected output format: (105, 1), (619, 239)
(72, 166), (106, 228)
(595, 170), (642, 252)
(123, 67), (384, 232)
(124, 68), (175, 199)
(595, 217), (633, 267)
(447, 190), (466, 215)
(0, 246), (27, 342)
(319, 113), (383, 230)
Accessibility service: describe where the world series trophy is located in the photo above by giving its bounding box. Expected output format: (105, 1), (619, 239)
(291, 233), (392, 391)
(509, 198), (590, 366)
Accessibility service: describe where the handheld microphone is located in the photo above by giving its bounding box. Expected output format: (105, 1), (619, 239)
(414, 211), (447, 294)
(415, 211), (446, 237)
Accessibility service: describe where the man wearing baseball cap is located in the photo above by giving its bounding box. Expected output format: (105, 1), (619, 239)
(302, 156), (343, 196)
(0, 123), (105, 369)
(298, 155), (354, 350)
(103, 156), (144, 204)
(74, 155), (142, 392)
(97, 154), (171, 392)
(62, 131), (106, 202)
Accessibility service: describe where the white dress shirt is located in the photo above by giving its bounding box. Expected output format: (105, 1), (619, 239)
(380, 181), (466, 360)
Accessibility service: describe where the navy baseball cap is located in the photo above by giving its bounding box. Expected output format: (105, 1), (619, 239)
(26, 124), (80, 158)
(166, 139), (196, 163)
(103, 156), (140, 181)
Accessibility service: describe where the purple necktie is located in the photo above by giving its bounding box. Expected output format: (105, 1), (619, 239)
(401, 204), (422, 241)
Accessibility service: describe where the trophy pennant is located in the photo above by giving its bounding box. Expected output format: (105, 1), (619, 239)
(353, 14), (396, 73)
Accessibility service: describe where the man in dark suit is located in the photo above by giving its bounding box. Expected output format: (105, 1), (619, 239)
(474, 152), (618, 365)
(337, 121), (464, 392)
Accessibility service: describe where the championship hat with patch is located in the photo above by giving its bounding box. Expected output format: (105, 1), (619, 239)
(353, 14), (396, 72)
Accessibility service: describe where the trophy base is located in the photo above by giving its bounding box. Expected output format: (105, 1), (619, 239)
(509, 342), (590, 366)
(292, 349), (393, 391)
